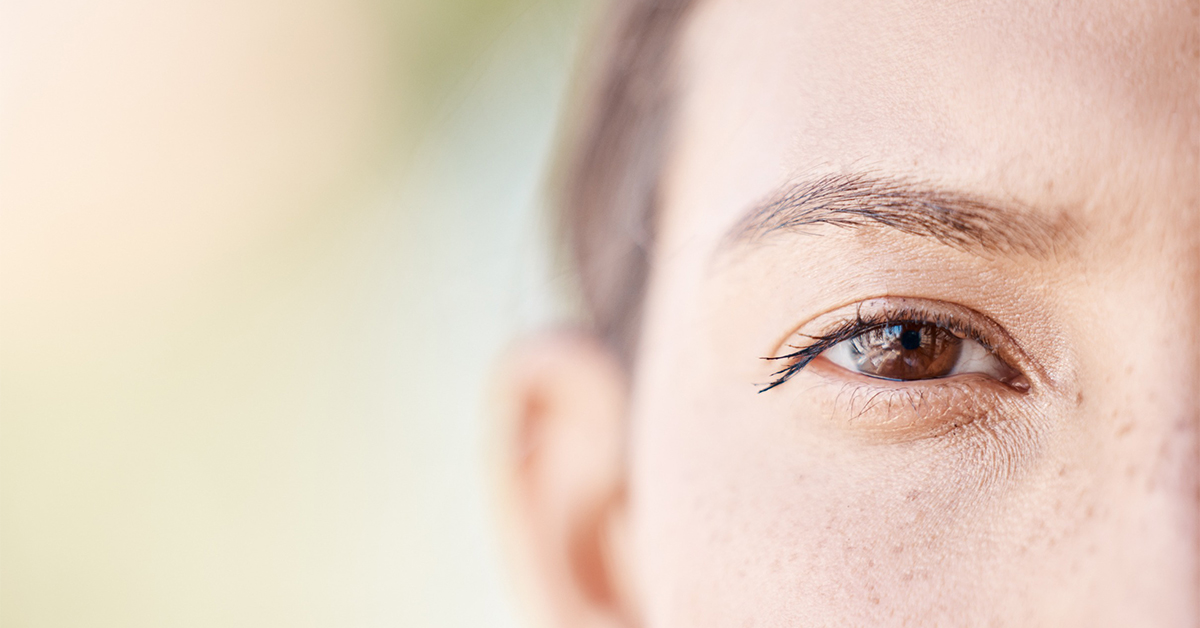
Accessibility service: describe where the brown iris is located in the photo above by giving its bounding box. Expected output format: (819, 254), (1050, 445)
(844, 323), (963, 380)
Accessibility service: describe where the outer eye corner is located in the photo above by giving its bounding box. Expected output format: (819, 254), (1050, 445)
(760, 298), (1034, 394)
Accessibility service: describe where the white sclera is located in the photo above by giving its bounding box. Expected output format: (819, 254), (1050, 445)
(823, 335), (1008, 381)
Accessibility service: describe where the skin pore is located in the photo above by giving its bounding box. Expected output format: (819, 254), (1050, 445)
(496, 0), (1199, 626)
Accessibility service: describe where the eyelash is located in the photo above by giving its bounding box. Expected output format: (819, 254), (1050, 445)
(758, 305), (1000, 393)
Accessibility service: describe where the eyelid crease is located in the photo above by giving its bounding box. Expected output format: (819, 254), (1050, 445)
(758, 301), (1014, 393)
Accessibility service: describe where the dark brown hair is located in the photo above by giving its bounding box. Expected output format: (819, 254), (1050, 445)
(554, 0), (697, 363)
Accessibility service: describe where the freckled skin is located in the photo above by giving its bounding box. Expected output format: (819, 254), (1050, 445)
(623, 0), (1199, 626)
(501, 0), (1198, 626)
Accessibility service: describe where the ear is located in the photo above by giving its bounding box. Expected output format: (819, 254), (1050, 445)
(491, 331), (638, 628)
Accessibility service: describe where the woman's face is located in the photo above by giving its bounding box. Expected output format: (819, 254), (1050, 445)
(501, 0), (1197, 626)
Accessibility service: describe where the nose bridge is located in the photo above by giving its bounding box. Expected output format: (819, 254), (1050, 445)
(1128, 205), (1200, 457)
(1153, 202), (1200, 619)
(1167, 203), (1200, 485)
(1182, 209), (1200, 622)
(1181, 210), (1200, 427)
(1185, 207), (1200, 619)
(1144, 191), (1200, 455)
(1105, 204), (1200, 620)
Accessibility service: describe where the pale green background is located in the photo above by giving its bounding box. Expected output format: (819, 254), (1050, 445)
(1, 0), (589, 625)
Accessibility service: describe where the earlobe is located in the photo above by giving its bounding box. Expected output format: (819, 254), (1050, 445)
(491, 331), (638, 628)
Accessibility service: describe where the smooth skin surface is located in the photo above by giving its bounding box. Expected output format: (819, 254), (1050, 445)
(497, 1), (1199, 626)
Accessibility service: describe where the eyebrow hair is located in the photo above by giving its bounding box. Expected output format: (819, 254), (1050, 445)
(724, 172), (1075, 258)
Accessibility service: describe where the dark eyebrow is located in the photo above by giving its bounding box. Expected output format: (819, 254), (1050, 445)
(723, 172), (1075, 258)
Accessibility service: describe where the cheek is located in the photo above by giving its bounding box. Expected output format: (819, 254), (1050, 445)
(627, 343), (1092, 625)
(629, 364), (1197, 626)
(628, 378), (1036, 624)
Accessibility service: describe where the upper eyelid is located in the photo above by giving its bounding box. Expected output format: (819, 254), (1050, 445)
(759, 300), (1018, 393)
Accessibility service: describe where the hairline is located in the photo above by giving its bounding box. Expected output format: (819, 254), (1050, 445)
(556, 0), (700, 363)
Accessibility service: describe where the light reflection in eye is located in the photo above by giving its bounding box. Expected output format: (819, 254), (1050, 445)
(821, 322), (1017, 384)
(760, 300), (1036, 394)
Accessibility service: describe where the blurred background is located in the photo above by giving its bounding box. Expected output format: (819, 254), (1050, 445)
(1, 0), (591, 625)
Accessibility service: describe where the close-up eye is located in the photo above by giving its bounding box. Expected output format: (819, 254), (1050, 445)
(761, 302), (1031, 393)
(821, 322), (1014, 383)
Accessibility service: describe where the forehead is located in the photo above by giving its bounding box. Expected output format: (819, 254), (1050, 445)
(659, 0), (1197, 251)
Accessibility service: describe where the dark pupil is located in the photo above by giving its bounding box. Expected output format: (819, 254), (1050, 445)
(846, 323), (963, 381)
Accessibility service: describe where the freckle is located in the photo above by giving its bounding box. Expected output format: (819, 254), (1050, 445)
(1058, 465), (1069, 477)
(1115, 422), (1134, 438)
(870, 596), (881, 605)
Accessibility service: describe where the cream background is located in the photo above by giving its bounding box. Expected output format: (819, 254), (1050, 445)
(1, 0), (586, 625)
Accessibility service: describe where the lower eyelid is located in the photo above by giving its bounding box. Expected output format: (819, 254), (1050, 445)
(785, 369), (1048, 491)
(800, 363), (1018, 442)
(764, 297), (1045, 393)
